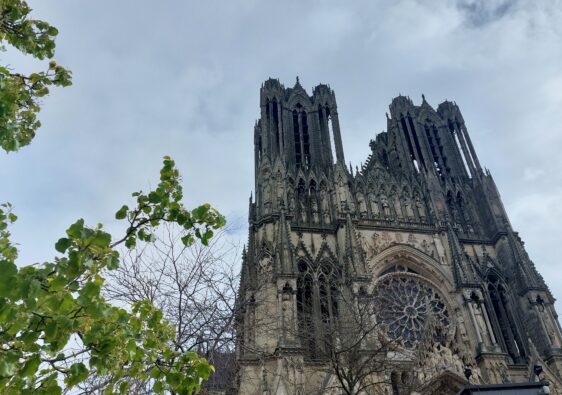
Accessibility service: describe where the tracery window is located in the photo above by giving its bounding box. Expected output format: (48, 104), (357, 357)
(296, 259), (339, 358)
(373, 271), (450, 349)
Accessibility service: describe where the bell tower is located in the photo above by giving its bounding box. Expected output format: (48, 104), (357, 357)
(236, 79), (562, 395)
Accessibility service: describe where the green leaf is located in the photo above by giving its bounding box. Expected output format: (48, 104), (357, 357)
(115, 205), (128, 220)
(65, 362), (88, 387)
(55, 237), (71, 253)
(50, 275), (67, 291)
(0, 261), (17, 297)
(107, 253), (120, 270)
(92, 231), (111, 247)
(119, 381), (129, 394)
(21, 354), (40, 377)
(125, 236), (136, 249)
(148, 191), (161, 203)
(153, 381), (164, 393)
(181, 234), (194, 246)
(0, 359), (16, 378)
(66, 219), (84, 239)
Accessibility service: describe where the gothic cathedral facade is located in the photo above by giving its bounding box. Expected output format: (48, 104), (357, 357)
(235, 78), (562, 394)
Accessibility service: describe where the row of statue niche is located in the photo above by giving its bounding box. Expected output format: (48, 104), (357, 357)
(259, 173), (286, 215)
(257, 174), (335, 224)
(259, 176), (430, 225)
(286, 185), (332, 224)
(350, 189), (427, 222)
(360, 231), (438, 262)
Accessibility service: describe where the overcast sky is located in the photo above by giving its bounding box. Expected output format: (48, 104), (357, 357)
(2, 0), (562, 302)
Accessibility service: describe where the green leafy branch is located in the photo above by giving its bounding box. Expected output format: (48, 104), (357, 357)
(0, 0), (72, 152)
(0, 157), (225, 394)
(113, 156), (225, 250)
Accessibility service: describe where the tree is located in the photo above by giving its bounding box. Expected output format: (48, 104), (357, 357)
(98, 224), (240, 393)
(319, 286), (399, 395)
(0, 2), (226, 393)
(291, 264), (400, 395)
(236, 256), (401, 395)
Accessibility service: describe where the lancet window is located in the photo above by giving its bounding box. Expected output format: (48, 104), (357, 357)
(292, 104), (311, 168)
(486, 274), (526, 364)
(319, 104), (337, 164)
(296, 260), (339, 359)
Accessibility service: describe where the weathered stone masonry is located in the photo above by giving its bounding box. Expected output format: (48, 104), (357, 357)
(235, 78), (562, 395)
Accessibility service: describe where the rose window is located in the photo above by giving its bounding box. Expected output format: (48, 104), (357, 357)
(372, 273), (450, 348)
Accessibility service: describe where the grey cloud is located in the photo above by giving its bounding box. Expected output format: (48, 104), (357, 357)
(2, 0), (562, 304)
(456, 0), (516, 27)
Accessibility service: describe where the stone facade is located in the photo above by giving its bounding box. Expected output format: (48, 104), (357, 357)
(235, 78), (562, 394)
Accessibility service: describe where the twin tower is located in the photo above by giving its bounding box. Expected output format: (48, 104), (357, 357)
(235, 78), (562, 395)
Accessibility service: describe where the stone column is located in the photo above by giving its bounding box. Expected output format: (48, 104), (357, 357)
(467, 301), (483, 344)
(481, 303), (498, 345)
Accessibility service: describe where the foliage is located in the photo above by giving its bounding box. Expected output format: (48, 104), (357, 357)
(0, 157), (226, 394)
(0, 0), (72, 152)
(0, 2), (228, 393)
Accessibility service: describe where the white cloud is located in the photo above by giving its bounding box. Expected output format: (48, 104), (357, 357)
(3, 0), (562, 303)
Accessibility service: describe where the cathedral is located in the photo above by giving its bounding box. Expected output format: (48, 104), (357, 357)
(235, 78), (562, 395)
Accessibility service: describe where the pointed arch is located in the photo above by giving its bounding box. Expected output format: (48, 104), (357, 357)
(296, 252), (341, 358)
(286, 92), (312, 110)
(314, 241), (338, 267)
(369, 243), (455, 294)
(308, 179), (317, 194)
(294, 240), (314, 264)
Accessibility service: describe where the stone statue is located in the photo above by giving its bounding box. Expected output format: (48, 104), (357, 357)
(421, 239), (433, 257)
(463, 207), (471, 222)
(357, 193), (367, 218)
(348, 196), (356, 214)
(311, 197), (319, 223)
(472, 302), (492, 345)
(404, 197), (414, 220)
(369, 193), (379, 217)
(258, 257), (273, 281)
(415, 195), (426, 221)
(452, 354), (463, 375)
(337, 176), (346, 209)
(276, 172), (284, 206)
(381, 194), (391, 218)
(263, 181), (271, 214)
(282, 293), (294, 340)
(320, 189), (330, 223)
(456, 311), (469, 343)
(392, 191), (403, 219)
(535, 306), (561, 347)
(298, 193), (307, 223)
(287, 189), (295, 214)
